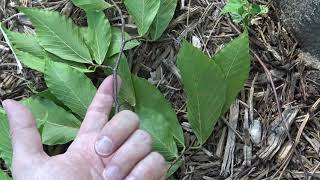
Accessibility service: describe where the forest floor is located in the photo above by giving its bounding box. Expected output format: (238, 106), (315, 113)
(1, 0), (320, 179)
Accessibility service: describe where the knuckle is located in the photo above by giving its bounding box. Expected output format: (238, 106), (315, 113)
(101, 93), (114, 104)
(119, 110), (140, 124)
(88, 94), (113, 114)
(136, 129), (152, 145)
(87, 105), (105, 114)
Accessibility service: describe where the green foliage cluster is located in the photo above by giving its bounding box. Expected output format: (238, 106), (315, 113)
(123, 0), (177, 40)
(0, 169), (11, 180)
(222, 0), (268, 25)
(0, 0), (251, 177)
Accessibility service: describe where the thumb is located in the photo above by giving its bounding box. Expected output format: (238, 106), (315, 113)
(2, 100), (45, 159)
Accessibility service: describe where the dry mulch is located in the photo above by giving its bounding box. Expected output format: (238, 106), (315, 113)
(1, 0), (320, 179)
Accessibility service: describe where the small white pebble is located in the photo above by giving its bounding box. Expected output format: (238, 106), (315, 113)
(192, 35), (202, 49)
(0, 45), (9, 52)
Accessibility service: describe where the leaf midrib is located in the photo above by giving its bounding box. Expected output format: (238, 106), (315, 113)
(153, 133), (177, 158)
(190, 70), (202, 141)
(141, 0), (145, 32)
(95, 31), (102, 62)
(51, 67), (88, 115)
(224, 43), (242, 79)
(29, 12), (91, 63)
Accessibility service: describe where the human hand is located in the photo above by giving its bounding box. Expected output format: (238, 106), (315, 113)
(2, 76), (166, 180)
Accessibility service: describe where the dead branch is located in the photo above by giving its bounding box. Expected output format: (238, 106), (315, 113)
(110, 0), (125, 113)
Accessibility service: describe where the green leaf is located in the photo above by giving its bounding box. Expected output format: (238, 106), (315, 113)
(148, 0), (177, 40)
(0, 109), (12, 168)
(87, 11), (111, 65)
(230, 13), (244, 24)
(79, 27), (90, 45)
(36, 89), (68, 109)
(0, 170), (11, 180)
(47, 53), (93, 73)
(132, 76), (184, 160)
(258, 5), (269, 14)
(251, 4), (261, 14)
(15, 50), (92, 73)
(166, 159), (182, 177)
(107, 27), (140, 57)
(124, 0), (161, 36)
(14, 50), (46, 72)
(1, 28), (46, 58)
(104, 55), (136, 107)
(251, 4), (269, 15)
(45, 61), (97, 118)
(222, 0), (243, 14)
(214, 32), (250, 113)
(20, 7), (92, 64)
(177, 41), (227, 145)
(59, 61), (93, 73)
(21, 97), (81, 145)
(1, 26), (91, 73)
(0, 24), (23, 73)
(71, 0), (111, 11)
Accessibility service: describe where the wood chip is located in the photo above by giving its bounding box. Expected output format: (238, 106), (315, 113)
(221, 100), (239, 177)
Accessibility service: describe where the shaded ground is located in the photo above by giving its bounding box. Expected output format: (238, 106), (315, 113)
(1, 0), (320, 179)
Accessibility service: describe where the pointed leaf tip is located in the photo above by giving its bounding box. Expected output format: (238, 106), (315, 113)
(20, 7), (92, 64)
(86, 11), (112, 65)
(124, 0), (161, 36)
(214, 32), (250, 113)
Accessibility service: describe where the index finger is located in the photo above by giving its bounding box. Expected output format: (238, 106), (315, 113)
(2, 100), (46, 160)
(77, 75), (121, 136)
